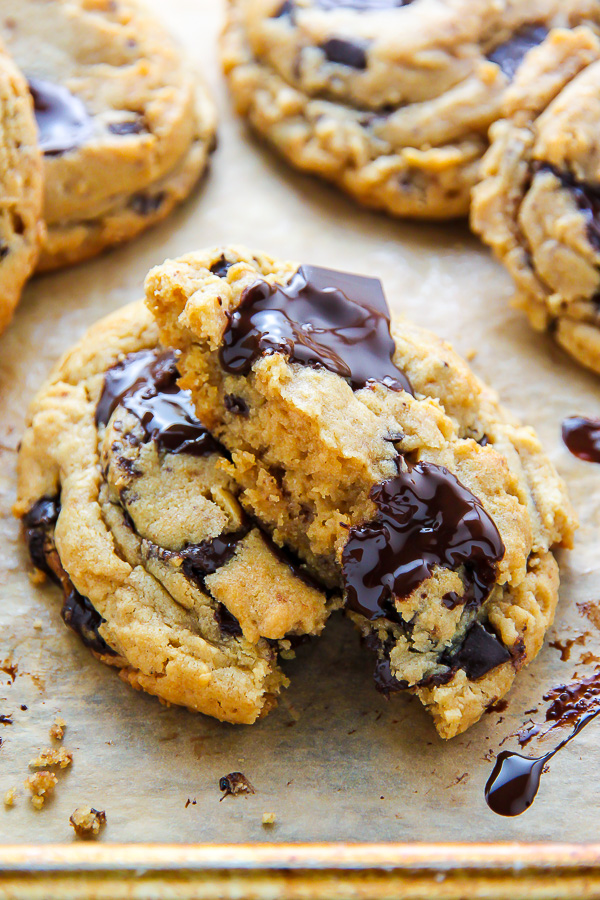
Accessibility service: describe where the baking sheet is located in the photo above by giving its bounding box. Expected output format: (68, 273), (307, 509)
(1, 0), (599, 846)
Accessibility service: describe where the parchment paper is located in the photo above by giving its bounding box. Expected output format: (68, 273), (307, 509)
(1, 0), (599, 846)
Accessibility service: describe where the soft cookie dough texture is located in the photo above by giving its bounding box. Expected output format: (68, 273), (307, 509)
(0, 41), (43, 334)
(472, 26), (600, 376)
(15, 302), (333, 724)
(223, 0), (599, 219)
(0, 0), (216, 271)
(146, 246), (576, 738)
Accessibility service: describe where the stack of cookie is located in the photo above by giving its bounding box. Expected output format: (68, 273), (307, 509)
(0, 0), (216, 335)
(15, 245), (576, 739)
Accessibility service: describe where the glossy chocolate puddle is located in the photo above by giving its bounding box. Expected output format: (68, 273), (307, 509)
(562, 416), (600, 464)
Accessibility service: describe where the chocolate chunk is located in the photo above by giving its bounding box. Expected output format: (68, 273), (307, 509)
(441, 591), (462, 610)
(224, 393), (249, 416)
(180, 529), (249, 588)
(61, 588), (113, 656)
(215, 603), (243, 638)
(108, 117), (146, 136)
(445, 621), (511, 681)
(342, 461), (505, 622)
(562, 416), (600, 464)
(321, 37), (368, 69)
(129, 191), (166, 216)
(373, 655), (406, 695)
(488, 25), (548, 80)
(0, 241), (9, 262)
(28, 77), (93, 155)
(273, 0), (294, 14)
(23, 497), (60, 580)
(96, 349), (221, 457)
(538, 164), (600, 253)
(220, 265), (413, 394)
(210, 255), (234, 278)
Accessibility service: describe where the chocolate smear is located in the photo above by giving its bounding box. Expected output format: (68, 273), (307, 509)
(342, 461), (505, 622)
(486, 671), (600, 816)
(220, 264), (412, 394)
(562, 416), (600, 464)
(488, 25), (548, 80)
(96, 349), (221, 457)
(29, 77), (93, 155)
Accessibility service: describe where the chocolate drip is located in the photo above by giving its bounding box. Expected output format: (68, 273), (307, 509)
(96, 349), (221, 457)
(219, 265), (412, 394)
(23, 498), (114, 656)
(28, 77), (93, 155)
(342, 461), (505, 622)
(321, 37), (368, 69)
(562, 416), (600, 464)
(488, 25), (548, 80)
(486, 671), (600, 816)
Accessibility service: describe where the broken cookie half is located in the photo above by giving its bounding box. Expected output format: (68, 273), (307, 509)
(15, 301), (334, 725)
(146, 245), (576, 738)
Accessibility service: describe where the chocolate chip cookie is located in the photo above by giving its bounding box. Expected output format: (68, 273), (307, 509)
(0, 41), (43, 334)
(147, 245), (576, 738)
(15, 301), (334, 724)
(472, 26), (600, 376)
(1, 0), (216, 271)
(222, 0), (598, 219)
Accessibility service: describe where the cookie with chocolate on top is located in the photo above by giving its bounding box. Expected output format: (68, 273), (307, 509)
(472, 26), (600, 376)
(222, 0), (599, 219)
(1, 0), (216, 271)
(15, 301), (335, 725)
(146, 245), (576, 738)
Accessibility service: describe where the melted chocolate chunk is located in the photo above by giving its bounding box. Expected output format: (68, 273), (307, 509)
(28, 77), (93, 155)
(61, 589), (113, 655)
(224, 393), (249, 416)
(342, 461), (505, 622)
(562, 416), (600, 464)
(219, 265), (412, 394)
(23, 498), (114, 656)
(129, 191), (166, 216)
(444, 621), (511, 681)
(23, 497), (60, 579)
(537, 163), (600, 252)
(321, 37), (368, 69)
(373, 655), (406, 695)
(488, 25), (548, 80)
(108, 117), (146, 136)
(441, 591), (462, 610)
(180, 528), (249, 588)
(96, 349), (221, 457)
(0, 241), (9, 262)
(210, 255), (234, 278)
(215, 603), (243, 638)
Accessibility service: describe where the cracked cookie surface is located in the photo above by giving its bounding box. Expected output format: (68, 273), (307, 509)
(0, 41), (43, 334)
(222, 0), (598, 219)
(472, 26), (600, 376)
(15, 301), (333, 725)
(1, 0), (216, 271)
(146, 245), (576, 738)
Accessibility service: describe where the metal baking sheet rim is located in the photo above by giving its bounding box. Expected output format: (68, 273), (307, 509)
(2, 843), (600, 899)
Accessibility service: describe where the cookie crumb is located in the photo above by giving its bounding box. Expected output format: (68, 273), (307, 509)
(465, 348), (478, 362)
(69, 807), (106, 838)
(29, 747), (72, 769)
(4, 788), (16, 807)
(33, 619), (43, 630)
(49, 717), (66, 741)
(25, 771), (57, 808)
(219, 772), (255, 799)
(262, 812), (276, 826)
(29, 570), (46, 586)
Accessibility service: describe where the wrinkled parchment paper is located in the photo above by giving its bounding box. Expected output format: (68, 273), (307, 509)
(1, 0), (599, 846)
